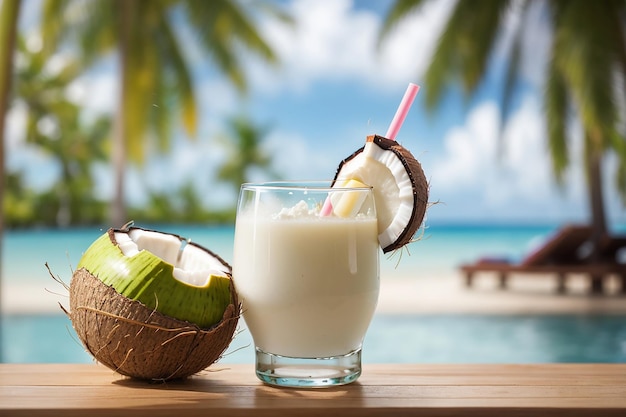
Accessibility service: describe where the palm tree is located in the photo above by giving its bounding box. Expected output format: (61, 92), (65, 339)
(41, 0), (284, 226)
(0, 0), (22, 361)
(217, 115), (279, 195)
(380, 0), (626, 287)
(13, 36), (110, 226)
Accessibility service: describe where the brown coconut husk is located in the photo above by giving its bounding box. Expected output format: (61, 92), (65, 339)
(334, 134), (429, 253)
(67, 267), (240, 381)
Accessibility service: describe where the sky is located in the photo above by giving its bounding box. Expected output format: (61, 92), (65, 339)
(5, 0), (626, 227)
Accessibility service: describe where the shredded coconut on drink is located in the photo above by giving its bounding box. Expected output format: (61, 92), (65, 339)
(274, 200), (318, 219)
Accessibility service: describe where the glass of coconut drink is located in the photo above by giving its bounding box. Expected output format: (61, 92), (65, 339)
(233, 84), (428, 388)
(233, 182), (379, 387)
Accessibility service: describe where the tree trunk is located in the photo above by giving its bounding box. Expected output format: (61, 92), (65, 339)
(586, 145), (608, 294)
(110, 0), (132, 228)
(587, 149), (607, 239)
(0, 0), (22, 363)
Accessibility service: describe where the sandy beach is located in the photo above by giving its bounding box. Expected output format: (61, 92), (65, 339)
(377, 272), (626, 315)
(2, 271), (625, 315)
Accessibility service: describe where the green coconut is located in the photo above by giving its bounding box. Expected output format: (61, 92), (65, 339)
(66, 226), (240, 381)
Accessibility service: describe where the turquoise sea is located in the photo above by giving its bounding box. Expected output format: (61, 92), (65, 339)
(1, 222), (626, 364)
(2, 222), (568, 285)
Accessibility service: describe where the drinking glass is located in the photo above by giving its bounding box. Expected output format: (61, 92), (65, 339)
(233, 181), (380, 388)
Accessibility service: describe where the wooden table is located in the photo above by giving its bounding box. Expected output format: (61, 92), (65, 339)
(1, 363), (625, 416)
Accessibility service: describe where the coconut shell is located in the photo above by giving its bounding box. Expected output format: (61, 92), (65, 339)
(334, 135), (429, 253)
(68, 267), (240, 381)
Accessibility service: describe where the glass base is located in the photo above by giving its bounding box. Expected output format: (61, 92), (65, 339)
(255, 347), (362, 388)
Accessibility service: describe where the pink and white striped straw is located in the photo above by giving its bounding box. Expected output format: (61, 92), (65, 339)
(320, 82), (420, 216)
(385, 83), (420, 140)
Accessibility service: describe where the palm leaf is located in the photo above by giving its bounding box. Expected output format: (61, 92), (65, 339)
(552, 0), (617, 147)
(544, 52), (569, 184)
(182, 0), (278, 91)
(424, 0), (513, 109)
(378, 0), (429, 47)
(499, 0), (531, 127)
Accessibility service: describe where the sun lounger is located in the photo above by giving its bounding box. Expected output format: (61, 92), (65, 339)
(460, 225), (626, 294)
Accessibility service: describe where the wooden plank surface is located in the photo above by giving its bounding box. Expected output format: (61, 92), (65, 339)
(1, 363), (625, 416)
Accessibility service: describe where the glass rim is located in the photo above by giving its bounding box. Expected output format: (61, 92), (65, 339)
(240, 180), (373, 191)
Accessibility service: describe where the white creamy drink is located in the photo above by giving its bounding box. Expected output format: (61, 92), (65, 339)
(233, 200), (379, 358)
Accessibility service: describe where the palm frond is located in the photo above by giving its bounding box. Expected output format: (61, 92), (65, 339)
(551, 0), (618, 151)
(254, 0), (294, 26)
(424, 0), (513, 109)
(500, 0), (532, 126)
(181, 0), (279, 92)
(378, 0), (430, 48)
(544, 53), (569, 185)
(43, 0), (116, 63)
(41, 0), (70, 56)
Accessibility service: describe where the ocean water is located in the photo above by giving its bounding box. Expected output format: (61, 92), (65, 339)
(2, 222), (626, 364)
(2, 313), (626, 364)
(2, 222), (561, 286)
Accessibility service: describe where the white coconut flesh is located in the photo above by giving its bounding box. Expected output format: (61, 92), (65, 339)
(334, 135), (428, 253)
(77, 227), (233, 329)
(115, 229), (229, 287)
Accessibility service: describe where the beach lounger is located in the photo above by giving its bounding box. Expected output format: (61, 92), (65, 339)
(460, 224), (626, 294)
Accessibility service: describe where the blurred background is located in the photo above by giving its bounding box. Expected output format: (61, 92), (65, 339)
(1, 0), (625, 364)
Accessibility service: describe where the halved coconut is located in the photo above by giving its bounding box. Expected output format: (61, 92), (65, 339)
(66, 226), (240, 381)
(333, 135), (428, 253)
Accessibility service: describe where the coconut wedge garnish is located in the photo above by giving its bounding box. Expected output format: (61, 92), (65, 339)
(67, 226), (239, 381)
(333, 135), (428, 253)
